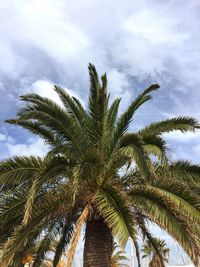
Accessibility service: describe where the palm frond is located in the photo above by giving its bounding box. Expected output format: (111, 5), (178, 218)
(6, 120), (62, 148)
(113, 84), (159, 142)
(120, 133), (150, 180)
(132, 238), (141, 267)
(137, 215), (165, 267)
(22, 178), (40, 225)
(94, 186), (137, 248)
(0, 156), (42, 188)
(53, 217), (75, 267)
(54, 85), (87, 126)
(139, 117), (199, 136)
(13, 93), (86, 153)
(67, 205), (90, 267)
(161, 160), (200, 186)
(131, 185), (200, 224)
(131, 195), (200, 265)
(32, 223), (59, 267)
(141, 135), (168, 161)
(0, 189), (71, 266)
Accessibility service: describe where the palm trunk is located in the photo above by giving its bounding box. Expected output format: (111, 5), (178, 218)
(83, 216), (113, 267)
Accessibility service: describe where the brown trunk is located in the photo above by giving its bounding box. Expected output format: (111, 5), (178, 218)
(149, 255), (165, 267)
(83, 216), (113, 267)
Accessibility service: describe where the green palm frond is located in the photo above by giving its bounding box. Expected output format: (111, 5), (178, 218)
(137, 216), (165, 267)
(6, 120), (62, 148)
(94, 186), (137, 248)
(0, 187), (72, 266)
(131, 195), (199, 264)
(106, 98), (121, 130)
(32, 223), (59, 267)
(160, 160), (200, 186)
(87, 64), (110, 145)
(120, 133), (150, 180)
(131, 185), (200, 224)
(139, 117), (199, 136)
(113, 84), (159, 143)
(0, 156), (42, 188)
(15, 93), (86, 152)
(152, 178), (200, 211)
(141, 135), (168, 160)
(53, 218), (75, 267)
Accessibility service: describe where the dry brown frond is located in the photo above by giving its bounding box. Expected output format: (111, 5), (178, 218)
(66, 205), (90, 267)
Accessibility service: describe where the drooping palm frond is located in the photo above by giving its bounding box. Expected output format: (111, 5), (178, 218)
(157, 160), (200, 186)
(0, 186), (73, 267)
(120, 133), (150, 180)
(6, 120), (62, 148)
(0, 156), (42, 188)
(52, 217), (75, 267)
(32, 223), (60, 267)
(131, 185), (200, 224)
(94, 186), (137, 248)
(131, 192), (199, 265)
(132, 238), (141, 267)
(141, 135), (168, 161)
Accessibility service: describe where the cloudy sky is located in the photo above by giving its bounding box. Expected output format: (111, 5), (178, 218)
(0, 0), (200, 265)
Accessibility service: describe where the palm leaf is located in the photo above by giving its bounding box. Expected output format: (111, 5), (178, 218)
(139, 117), (199, 136)
(94, 186), (137, 248)
(114, 84), (159, 142)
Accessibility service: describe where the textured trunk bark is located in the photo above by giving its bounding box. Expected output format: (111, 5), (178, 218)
(83, 217), (113, 267)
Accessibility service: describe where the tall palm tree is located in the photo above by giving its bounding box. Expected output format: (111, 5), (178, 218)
(142, 238), (170, 267)
(0, 64), (200, 267)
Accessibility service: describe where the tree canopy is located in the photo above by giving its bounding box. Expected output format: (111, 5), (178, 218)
(0, 64), (199, 267)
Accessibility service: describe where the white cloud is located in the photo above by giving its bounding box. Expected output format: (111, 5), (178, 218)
(6, 137), (49, 157)
(20, 79), (85, 108)
(192, 144), (200, 157)
(31, 80), (63, 106)
(1, 0), (200, 111)
(0, 0), (90, 76)
(0, 133), (6, 141)
(107, 69), (132, 110)
(164, 130), (200, 143)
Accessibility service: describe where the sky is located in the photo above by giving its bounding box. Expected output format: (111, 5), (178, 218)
(0, 0), (200, 265)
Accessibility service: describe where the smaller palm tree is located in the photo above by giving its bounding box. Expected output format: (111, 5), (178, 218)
(142, 238), (170, 267)
(111, 242), (129, 267)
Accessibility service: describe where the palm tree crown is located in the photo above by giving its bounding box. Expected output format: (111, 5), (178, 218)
(0, 64), (199, 267)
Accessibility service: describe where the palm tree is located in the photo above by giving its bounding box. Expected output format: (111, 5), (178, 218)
(142, 238), (170, 267)
(0, 64), (200, 267)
